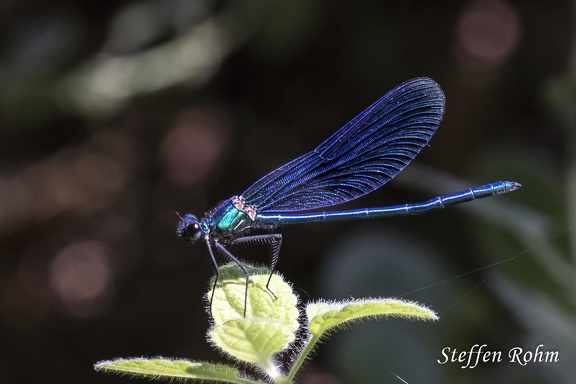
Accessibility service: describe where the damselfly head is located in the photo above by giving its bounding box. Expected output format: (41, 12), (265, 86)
(176, 213), (203, 244)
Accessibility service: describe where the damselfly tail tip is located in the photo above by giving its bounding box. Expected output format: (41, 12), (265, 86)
(508, 181), (522, 192)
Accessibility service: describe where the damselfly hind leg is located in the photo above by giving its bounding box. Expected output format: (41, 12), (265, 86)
(205, 234), (282, 318)
(232, 234), (283, 300)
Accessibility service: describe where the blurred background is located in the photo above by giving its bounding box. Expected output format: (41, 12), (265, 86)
(0, 0), (574, 383)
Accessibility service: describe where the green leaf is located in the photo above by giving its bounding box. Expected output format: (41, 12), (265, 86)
(210, 318), (295, 365)
(209, 263), (299, 327)
(208, 263), (299, 368)
(306, 298), (438, 336)
(94, 358), (256, 383)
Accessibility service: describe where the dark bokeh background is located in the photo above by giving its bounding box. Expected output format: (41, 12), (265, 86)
(1, 0), (575, 383)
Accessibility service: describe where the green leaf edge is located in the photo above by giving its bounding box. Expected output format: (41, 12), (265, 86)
(94, 357), (260, 384)
(307, 298), (439, 336)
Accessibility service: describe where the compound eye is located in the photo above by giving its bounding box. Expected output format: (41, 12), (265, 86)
(176, 214), (203, 243)
(188, 222), (202, 241)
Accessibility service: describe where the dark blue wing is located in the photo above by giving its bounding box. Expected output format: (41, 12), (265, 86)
(241, 77), (445, 212)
